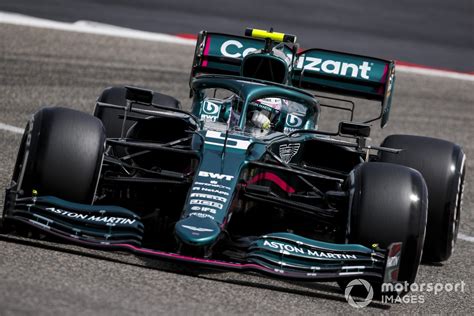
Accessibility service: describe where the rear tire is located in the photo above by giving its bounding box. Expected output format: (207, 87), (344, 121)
(344, 162), (428, 291)
(380, 135), (466, 262)
(13, 107), (105, 204)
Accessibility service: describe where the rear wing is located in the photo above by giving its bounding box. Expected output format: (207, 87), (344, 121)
(190, 31), (396, 127)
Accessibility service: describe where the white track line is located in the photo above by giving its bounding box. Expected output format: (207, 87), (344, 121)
(0, 11), (195, 45)
(0, 122), (24, 134)
(396, 65), (474, 82)
(1, 11), (474, 81)
(1, 119), (473, 244)
(458, 233), (474, 243)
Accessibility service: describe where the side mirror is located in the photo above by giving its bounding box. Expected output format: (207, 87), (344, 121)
(339, 121), (371, 138)
(125, 86), (153, 105)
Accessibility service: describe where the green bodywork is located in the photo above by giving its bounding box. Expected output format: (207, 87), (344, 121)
(175, 30), (396, 263)
(191, 31), (396, 127)
(176, 76), (324, 246)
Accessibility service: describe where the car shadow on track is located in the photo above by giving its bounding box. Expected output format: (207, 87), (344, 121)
(194, 273), (390, 310)
(0, 234), (391, 310)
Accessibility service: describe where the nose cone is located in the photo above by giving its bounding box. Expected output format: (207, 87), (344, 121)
(175, 216), (221, 246)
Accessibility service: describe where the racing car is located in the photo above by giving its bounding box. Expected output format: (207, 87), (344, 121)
(1, 28), (466, 295)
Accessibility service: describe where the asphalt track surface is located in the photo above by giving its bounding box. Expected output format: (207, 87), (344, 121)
(0, 0), (473, 72)
(0, 24), (473, 315)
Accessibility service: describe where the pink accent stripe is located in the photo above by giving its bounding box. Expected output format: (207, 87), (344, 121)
(116, 243), (267, 270)
(376, 64), (390, 95)
(247, 172), (296, 193)
(381, 64), (389, 83)
(201, 35), (211, 67)
(203, 36), (211, 56)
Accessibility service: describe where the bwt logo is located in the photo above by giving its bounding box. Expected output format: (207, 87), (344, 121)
(285, 113), (304, 128)
(296, 56), (372, 79)
(198, 171), (234, 181)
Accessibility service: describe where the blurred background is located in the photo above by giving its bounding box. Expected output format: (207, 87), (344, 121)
(0, 0), (473, 72)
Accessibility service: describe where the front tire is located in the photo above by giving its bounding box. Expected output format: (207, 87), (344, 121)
(12, 107), (105, 204)
(347, 162), (428, 287)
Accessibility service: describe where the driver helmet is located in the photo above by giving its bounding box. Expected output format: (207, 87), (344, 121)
(248, 97), (285, 130)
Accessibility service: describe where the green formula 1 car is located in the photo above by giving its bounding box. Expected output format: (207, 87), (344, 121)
(1, 28), (466, 294)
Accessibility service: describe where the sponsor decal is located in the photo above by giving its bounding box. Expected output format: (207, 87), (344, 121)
(212, 38), (379, 81)
(202, 100), (220, 115)
(190, 193), (227, 203)
(219, 40), (293, 60)
(262, 240), (357, 259)
(285, 113), (304, 128)
(189, 212), (215, 220)
(45, 207), (136, 225)
(201, 115), (217, 122)
(220, 39), (258, 58)
(181, 225), (214, 232)
(190, 199), (223, 210)
(279, 143), (300, 164)
(192, 186), (230, 196)
(283, 112), (305, 133)
(189, 205), (217, 214)
(296, 56), (373, 80)
(200, 207), (217, 214)
(198, 171), (234, 181)
(201, 188), (229, 195)
(194, 181), (231, 191)
(200, 100), (221, 122)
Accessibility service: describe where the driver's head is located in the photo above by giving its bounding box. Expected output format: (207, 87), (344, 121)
(248, 98), (284, 130)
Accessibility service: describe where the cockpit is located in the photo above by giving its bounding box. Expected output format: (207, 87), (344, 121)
(190, 76), (320, 138)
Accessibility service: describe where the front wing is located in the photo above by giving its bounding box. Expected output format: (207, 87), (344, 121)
(2, 193), (401, 283)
